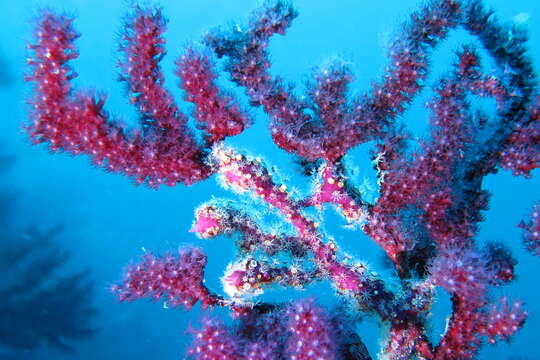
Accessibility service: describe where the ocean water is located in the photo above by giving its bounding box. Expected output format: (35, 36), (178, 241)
(0, 0), (538, 359)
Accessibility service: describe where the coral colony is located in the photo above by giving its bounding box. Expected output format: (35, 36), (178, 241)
(25, 0), (539, 358)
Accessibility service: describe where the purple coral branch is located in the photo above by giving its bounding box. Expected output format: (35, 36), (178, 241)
(111, 247), (221, 310)
(520, 202), (540, 256)
(24, 0), (540, 359)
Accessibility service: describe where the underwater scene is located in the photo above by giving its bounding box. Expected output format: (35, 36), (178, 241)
(0, 0), (539, 359)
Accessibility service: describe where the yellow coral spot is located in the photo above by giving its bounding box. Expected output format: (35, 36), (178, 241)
(313, 222), (319, 228)
(327, 177), (335, 185)
(279, 184), (287, 192)
(257, 274), (262, 279)
(236, 154), (243, 161)
(337, 181), (344, 188)
(220, 155), (231, 165)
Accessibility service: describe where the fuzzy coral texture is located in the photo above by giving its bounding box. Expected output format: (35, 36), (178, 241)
(25, 0), (539, 359)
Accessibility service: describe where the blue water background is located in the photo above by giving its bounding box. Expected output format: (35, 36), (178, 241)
(0, 0), (538, 359)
